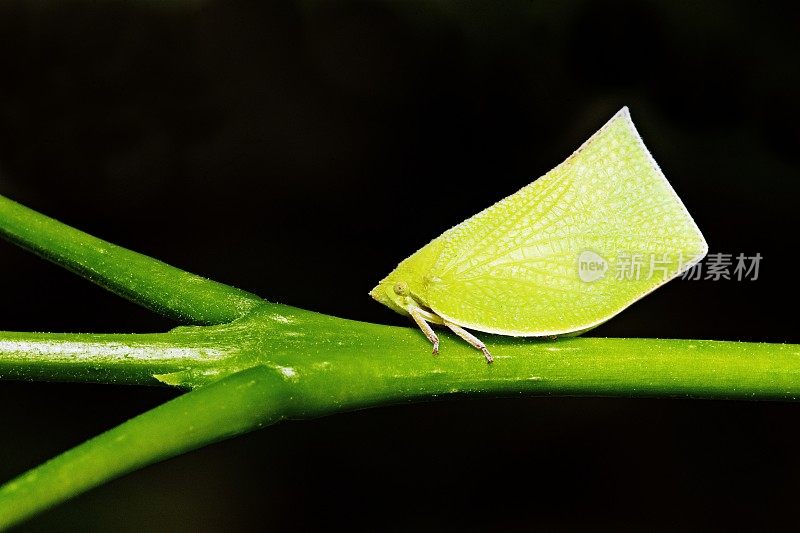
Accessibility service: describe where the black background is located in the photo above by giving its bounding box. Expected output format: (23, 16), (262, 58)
(1, 1), (798, 531)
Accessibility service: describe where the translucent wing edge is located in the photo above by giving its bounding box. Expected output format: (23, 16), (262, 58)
(620, 106), (709, 260)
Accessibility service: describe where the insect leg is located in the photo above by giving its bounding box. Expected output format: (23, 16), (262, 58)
(443, 321), (493, 363)
(408, 307), (440, 355)
(411, 306), (444, 325)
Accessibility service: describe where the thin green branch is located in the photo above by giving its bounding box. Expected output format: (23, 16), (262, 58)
(0, 194), (263, 325)
(0, 365), (291, 531)
(0, 328), (236, 386)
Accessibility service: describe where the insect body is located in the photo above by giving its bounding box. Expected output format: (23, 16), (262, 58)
(370, 108), (708, 362)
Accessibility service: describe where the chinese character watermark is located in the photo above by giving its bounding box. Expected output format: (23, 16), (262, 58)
(577, 251), (762, 282)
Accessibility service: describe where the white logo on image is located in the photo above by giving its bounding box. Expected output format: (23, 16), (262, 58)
(577, 250), (608, 283)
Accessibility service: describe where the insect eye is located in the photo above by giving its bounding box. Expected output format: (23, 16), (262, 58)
(393, 282), (410, 296)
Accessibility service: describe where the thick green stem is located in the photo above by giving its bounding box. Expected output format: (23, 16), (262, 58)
(0, 310), (798, 530)
(0, 194), (263, 325)
(3, 305), (800, 399)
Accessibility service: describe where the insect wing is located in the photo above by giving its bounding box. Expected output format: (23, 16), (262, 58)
(422, 108), (708, 336)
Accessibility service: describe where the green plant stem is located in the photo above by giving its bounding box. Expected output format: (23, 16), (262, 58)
(1, 191), (798, 529)
(0, 194), (263, 325)
(0, 365), (290, 530)
(0, 329), (230, 385)
(4, 305), (799, 400)
(0, 309), (798, 529)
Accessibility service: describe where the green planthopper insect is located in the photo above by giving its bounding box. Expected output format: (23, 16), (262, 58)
(370, 107), (708, 362)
